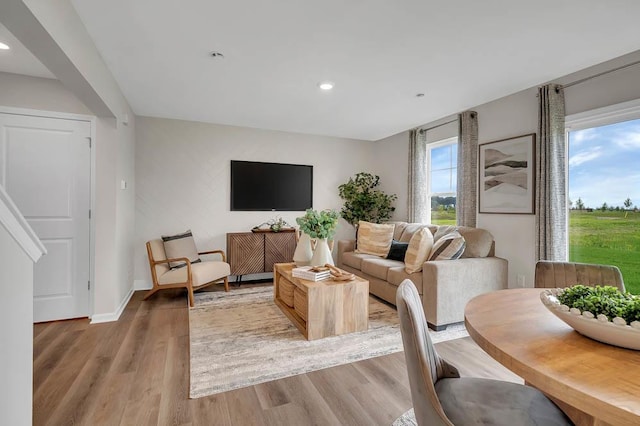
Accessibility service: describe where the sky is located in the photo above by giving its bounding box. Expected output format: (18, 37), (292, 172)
(569, 119), (640, 209)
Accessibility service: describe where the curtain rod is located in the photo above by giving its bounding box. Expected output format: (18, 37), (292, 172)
(418, 118), (458, 134)
(563, 58), (640, 89)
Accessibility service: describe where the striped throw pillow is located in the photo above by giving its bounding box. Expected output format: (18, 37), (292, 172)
(355, 221), (395, 257)
(162, 230), (202, 269)
(428, 231), (466, 261)
(404, 227), (434, 274)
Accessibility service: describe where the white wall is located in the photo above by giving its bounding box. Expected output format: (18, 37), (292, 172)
(134, 116), (374, 285)
(375, 50), (640, 288)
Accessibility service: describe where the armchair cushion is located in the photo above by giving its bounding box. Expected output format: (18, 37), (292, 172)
(162, 230), (201, 269)
(158, 261), (231, 286)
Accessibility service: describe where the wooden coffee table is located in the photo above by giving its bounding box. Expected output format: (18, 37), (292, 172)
(273, 263), (369, 340)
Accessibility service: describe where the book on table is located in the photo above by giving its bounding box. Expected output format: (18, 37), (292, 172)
(292, 266), (330, 281)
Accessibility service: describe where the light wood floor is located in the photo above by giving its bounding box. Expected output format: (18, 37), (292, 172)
(33, 284), (522, 426)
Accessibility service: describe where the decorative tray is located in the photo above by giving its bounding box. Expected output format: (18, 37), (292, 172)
(540, 288), (640, 350)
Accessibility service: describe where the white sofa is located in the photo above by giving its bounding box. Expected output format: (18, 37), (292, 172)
(337, 222), (508, 330)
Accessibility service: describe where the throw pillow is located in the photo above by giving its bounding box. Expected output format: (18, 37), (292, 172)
(404, 227), (435, 274)
(162, 230), (201, 269)
(386, 240), (409, 261)
(355, 221), (395, 257)
(429, 231), (466, 261)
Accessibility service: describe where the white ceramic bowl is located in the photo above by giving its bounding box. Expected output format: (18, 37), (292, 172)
(540, 289), (640, 350)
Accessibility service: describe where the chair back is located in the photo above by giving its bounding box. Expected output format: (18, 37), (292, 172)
(396, 280), (457, 426)
(535, 261), (625, 292)
(146, 239), (170, 279)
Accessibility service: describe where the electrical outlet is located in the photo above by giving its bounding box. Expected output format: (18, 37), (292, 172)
(517, 275), (526, 287)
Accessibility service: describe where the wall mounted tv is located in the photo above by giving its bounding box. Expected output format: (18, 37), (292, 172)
(230, 160), (313, 211)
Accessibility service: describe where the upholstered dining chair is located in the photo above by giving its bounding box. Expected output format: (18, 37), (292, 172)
(396, 280), (573, 426)
(145, 237), (230, 307)
(535, 260), (625, 292)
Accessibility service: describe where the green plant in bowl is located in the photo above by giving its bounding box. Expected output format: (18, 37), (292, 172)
(557, 285), (640, 324)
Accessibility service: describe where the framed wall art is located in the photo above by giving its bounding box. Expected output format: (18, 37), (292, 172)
(478, 133), (535, 214)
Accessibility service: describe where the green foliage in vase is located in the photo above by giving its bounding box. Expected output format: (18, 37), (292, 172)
(338, 172), (397, 227)
(557, 285), (640, 324)
(295, 209), (340, 239)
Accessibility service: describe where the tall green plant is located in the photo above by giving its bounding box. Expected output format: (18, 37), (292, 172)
(338, 172), (397, 226)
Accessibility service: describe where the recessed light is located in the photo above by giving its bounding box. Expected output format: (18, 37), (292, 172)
(318, 81), (334, 91)
(0, 42), (10, 50)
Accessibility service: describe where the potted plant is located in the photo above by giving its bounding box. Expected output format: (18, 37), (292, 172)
(338, 172), (397, 229)
(295, 209), (340, 266)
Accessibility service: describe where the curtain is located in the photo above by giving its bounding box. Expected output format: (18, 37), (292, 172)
(408, 129), (428, 223)
(456, 111), (478, 227)
(536, 84), (566, 261)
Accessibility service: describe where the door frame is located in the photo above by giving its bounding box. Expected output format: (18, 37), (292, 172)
(0, 106), (96, 319)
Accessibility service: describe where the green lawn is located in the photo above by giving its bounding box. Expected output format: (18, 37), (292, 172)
(430, 209), (640, 294)
(569, 210), (640, 295)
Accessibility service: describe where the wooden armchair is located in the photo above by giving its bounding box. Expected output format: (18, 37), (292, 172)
(145, 239), (230, 307)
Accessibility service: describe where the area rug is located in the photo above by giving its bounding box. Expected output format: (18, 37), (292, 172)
(392, 409), (416, 426)
(188, 286), (468, 398)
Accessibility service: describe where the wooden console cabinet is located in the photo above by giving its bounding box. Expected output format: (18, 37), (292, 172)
(227, 231), (297, 276)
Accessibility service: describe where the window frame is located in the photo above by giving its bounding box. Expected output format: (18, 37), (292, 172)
(565, 98), (640, 259)
(426, 136), (458, 224)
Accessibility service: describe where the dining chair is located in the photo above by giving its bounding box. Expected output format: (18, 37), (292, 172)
(396, 280), (573, 426)
(535, 260), (625, 292)
(145, 238), (230, 307)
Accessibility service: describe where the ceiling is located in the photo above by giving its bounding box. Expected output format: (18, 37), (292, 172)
(0, 22), (55, 79)
(13, 1), (640, 141)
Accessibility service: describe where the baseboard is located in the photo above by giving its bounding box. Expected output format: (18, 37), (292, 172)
(90, 287), (134, 324)
(134, 279), (152, 290)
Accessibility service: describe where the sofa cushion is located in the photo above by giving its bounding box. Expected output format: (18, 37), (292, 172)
(342, 251), (379, 270)
(162, 230), (201, 269)
(398, 223), (432, 243)
(429, 231), (466, 261)
(390, 221), (408, 241)
(361, 258), (404, 281)
(387, 240), (409, 261)
(388, 267), (423, 294)
(355, 221), (395, 257)
(457, 227), (494, 258)
(404, 227), (435, 273)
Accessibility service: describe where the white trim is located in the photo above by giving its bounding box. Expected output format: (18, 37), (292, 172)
(90, 287), (134, 324)
(566, 98), (640, 129)
(134, 279), (152, 290)
(0, 105), (94, 122)
(0, 185), (46, 262)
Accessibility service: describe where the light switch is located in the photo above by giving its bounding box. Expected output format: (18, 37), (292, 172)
(120, 180), (127, 190)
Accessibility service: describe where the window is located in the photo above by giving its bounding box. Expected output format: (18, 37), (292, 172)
(427, 137), (457, 225)
(567, 103), (640, 295)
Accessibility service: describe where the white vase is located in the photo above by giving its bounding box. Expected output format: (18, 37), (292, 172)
(310, 238), (334, 267)
(293, 232), (313, 266)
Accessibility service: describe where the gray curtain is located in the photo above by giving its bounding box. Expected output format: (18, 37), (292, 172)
(456, 111), (478, 227)
(408, 129), (428, 223)
(536, 84), (566, 261)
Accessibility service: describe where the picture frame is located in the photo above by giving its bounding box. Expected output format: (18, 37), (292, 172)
(478, 133), (536, 214)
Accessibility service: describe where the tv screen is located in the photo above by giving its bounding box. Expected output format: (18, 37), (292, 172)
(230, 160), (313, 211)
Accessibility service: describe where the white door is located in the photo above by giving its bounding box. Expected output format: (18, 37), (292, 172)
(0, 113), (91, 322)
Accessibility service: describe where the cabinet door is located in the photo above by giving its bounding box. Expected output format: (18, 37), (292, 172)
(265, 232), (296, 272)
(227, 233), (264, 275)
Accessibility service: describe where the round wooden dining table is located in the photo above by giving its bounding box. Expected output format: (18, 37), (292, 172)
(464, 288), (640, 426)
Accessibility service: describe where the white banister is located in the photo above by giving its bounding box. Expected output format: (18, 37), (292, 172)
(0, 184), (46, 262)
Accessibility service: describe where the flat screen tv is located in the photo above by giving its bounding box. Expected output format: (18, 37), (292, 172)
(230, 160), (313, 211)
